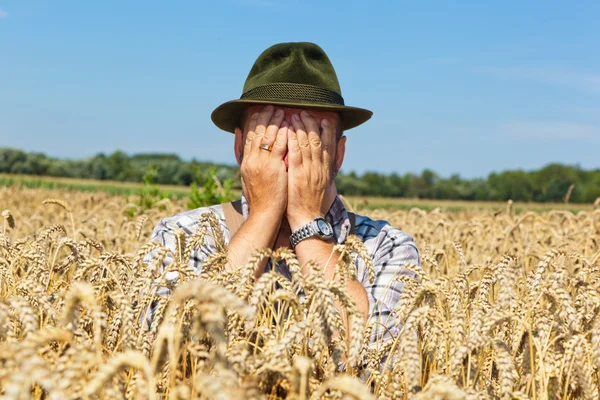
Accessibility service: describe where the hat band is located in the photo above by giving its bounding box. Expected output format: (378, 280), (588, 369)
(241, 83), (345, 106)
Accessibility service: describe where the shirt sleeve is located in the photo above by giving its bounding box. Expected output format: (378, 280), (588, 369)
(142, 217), (179, 297)
(363, 225), (421, 347)
(143, 210), (228, 285)
(140, 210), (225, 326)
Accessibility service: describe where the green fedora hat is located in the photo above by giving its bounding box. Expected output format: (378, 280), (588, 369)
(211, 42), (373, 133)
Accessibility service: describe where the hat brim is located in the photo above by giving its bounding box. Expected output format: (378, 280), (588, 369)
(211, 99), (373, 134)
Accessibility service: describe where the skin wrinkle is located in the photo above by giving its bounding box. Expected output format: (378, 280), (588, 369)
(236, 105), (344, 166)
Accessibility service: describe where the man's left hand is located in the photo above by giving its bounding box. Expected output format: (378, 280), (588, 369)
(286, 111), (335, 231)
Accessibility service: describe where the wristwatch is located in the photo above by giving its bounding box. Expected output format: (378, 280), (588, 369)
(289, 217), (334, 249)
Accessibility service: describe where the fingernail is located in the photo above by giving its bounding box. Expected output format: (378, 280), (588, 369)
(275, 109), (283, 117)
(264, 105), (273, 111)
(301, 110), (309, 118)
(293, 114), (300, 121)
(322, 119), (330, 127)
(281, 120), (289, 128)
(251, 112), (259, 119)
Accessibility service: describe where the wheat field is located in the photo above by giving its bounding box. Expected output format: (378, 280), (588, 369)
(1, 186), (599, 400)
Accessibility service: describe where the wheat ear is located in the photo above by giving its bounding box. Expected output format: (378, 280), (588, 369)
(42, 198), (76, 238)
(84, 351), (155, 400)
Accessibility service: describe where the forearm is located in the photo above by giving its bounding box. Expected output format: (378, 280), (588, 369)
(225, 212), (281, 279)
(295, 238), (369, 321)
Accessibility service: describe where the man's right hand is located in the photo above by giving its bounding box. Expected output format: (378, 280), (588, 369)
(226, 105), (288, 277)
(239, 105), (289, 219)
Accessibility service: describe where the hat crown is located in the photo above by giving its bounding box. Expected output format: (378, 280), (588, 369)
(242, 42), (342, 96)
(210, 42), (372, 134)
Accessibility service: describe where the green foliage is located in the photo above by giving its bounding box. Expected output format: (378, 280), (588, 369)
(138, 166), (165, 208)
(125, 166), (171, 217)
(0, 147), (239, 186)
(1, 147), (599, 204)
(188, 166), (235, 209)
(335, 165), (600, 204)
(0, 175), (189, 199)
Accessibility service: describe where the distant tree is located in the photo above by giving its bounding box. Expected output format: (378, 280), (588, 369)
(89, 154), (109, 180)
(386, 173), (409, 197)
(104, 151), (129, 180)
(532, 164), (579, 202)
(2, 147), (599, 204)
(336, 171), (370, 196)
(488, 170), (534, 201)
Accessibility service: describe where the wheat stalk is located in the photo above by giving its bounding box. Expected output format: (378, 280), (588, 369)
(0, 186), (598, 399)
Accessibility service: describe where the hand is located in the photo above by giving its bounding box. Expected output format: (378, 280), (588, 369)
(286, 111), (335, 231)
(238, 105), (289, 219)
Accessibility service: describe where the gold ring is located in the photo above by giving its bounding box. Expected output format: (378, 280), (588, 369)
(259, 144), (273, 152)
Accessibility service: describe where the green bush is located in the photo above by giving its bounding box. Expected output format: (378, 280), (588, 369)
(188, 166), (234, 209)
(125, 166), (171, 217)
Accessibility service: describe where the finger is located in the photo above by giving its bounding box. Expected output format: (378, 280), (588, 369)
(320, 118), (333, 164)
(243, 112), (259, 157)
(300, 110), (323, 162)
(291, 113), (311, 162)
(287, 125), (302, 167)
(253, 105), (274, 146)
(262, 108), (284, 148)
(272, 120), (289, 158)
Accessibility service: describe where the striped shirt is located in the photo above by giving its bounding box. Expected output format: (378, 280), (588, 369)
(146, 195), (420, 350)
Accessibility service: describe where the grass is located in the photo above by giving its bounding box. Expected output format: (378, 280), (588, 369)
(341, 195), (590, 214)
(0, 173), (191, 199)
(0, 172), (592, 213)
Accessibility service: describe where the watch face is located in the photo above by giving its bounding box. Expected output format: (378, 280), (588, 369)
(316, 219), (333, 237)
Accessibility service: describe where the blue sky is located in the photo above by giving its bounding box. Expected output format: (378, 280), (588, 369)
(0, 1), (598, 178)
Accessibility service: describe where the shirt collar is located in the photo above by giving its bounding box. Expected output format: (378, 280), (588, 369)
(240, 193), (351, 244)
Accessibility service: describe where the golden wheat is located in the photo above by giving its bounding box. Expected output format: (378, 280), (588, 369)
(0, 185), (599, 399)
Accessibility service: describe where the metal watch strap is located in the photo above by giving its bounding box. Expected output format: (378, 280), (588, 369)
(290, 221), (316, 249)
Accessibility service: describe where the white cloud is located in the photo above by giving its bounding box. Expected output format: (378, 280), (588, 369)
(474, 66), (600, 94)
(499, 121), (599, 140)
(0, 8), (8, 18)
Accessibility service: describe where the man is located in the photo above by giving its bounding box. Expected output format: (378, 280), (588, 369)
(147, 42), (420, 347)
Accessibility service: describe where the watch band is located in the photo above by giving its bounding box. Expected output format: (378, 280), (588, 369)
(289, 221), (317, 249)
(289, 217), (334, 249)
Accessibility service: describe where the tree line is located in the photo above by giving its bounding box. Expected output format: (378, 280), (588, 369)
(1, 147), (598, 203)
